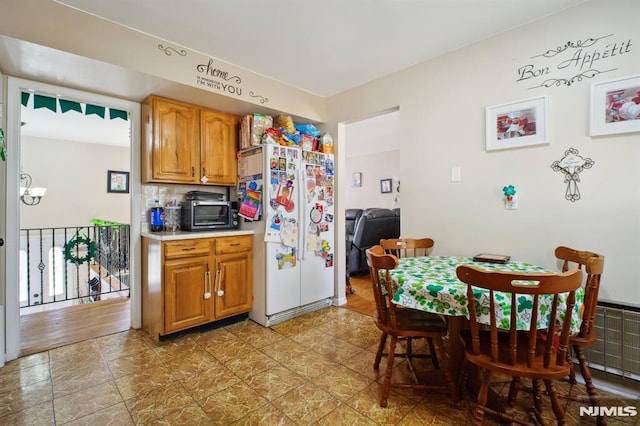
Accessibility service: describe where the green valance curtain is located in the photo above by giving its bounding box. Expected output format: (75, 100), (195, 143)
(21, 92), (128, 121)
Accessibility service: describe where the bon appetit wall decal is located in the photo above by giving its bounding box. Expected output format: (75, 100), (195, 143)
(516, 34), (633, 89)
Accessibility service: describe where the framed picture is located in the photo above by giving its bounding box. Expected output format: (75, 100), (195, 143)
(486, 95), (548, 151)
(380, 178), (392, 194)
(107, 170), (129, 193)
(590, 74), (640, 136)
(351, 172), (362, 187)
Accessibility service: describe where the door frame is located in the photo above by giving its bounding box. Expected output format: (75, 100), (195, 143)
(3, 77), (142, 362)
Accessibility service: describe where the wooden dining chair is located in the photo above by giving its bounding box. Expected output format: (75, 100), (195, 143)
(380, 237), (439, 367)
(456, 264), (582, 425)
(380, 237), (434, 258)
(556, 247), (606, 420)
(507, 250), (606, 424)
(366, 245), (459, 408)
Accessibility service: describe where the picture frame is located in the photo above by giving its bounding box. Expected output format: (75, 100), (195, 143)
(590, 74), (640, 136)
(351, 172), (362, 187)
(485, 95), (548, 151)
(380, 178), (392, 194)
(107, 170), (129, 193)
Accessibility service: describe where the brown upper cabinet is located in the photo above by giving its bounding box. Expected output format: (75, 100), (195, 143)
(142, 95), (238, 186)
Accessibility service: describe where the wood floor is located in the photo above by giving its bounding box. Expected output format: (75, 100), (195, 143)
(344, 272), (376, 316)
(19, 296), (131, 356)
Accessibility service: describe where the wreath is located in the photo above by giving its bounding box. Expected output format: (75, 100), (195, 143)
(64, 233), (97, 265)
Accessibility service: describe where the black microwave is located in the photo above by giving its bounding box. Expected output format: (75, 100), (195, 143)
(181, 200), (239, 231)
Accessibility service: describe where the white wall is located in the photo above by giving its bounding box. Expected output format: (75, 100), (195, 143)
(329, 0), (640, 306)
(345, 149), (400, 210)
(20, 136), (130, 228)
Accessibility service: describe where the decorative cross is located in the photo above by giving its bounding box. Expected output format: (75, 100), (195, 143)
(551, 148), (594, 202)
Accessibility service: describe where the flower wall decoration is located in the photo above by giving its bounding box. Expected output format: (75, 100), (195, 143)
(502, 185), (518, 209)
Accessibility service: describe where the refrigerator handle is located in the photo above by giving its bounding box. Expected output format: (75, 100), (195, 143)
(204, 264), (212, 299)
(298, 164), (305, 261)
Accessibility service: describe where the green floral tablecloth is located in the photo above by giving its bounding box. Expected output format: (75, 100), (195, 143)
(389, 256), (584, 331)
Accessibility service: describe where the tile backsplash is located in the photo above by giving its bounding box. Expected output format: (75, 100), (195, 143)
(140, 183), (236, 231)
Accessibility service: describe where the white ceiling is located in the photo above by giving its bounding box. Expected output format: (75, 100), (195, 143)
(6, 0), (590, 146)
(55, 0), (589, 98)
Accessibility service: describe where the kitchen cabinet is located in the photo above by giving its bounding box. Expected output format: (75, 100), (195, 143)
(142, 233), (253, 339)
(200, 108), (238, 186)
(142, 95), (238, 186)
(214, 235), (253, 318)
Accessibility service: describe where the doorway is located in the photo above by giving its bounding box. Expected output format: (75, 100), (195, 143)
(3, 77), (142, 362)
(341, 109), (401, 313)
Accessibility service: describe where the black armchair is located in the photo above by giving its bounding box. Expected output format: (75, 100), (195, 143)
(347, 208), (400, 275)
(345, 208), (363, 251)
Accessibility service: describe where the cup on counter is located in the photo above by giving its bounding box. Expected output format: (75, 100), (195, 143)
(164, 206), (182, 232)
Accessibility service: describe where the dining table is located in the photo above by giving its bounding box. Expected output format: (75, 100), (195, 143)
(387, 255), (584, 413)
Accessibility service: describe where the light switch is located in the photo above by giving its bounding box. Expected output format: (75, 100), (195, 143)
(451, 167), (461, 182)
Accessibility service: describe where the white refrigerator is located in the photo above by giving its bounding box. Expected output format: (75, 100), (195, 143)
(237, 144), (335, 326)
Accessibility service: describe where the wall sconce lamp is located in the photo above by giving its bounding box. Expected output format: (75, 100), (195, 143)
(20, 170), (47, 206)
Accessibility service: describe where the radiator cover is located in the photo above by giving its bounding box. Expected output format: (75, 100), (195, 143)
(584, 304), (640, 381)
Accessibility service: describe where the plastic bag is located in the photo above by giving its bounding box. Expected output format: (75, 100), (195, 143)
(295, 123), (320, 137)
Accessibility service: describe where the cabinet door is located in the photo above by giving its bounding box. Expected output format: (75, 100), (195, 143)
(151, 97), (199, 183)
(200, 109), (238, 186)
(214, 252), (252, 319)
(164, 255), (213, 333)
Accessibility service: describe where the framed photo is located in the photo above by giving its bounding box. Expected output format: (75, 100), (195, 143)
(351, 172), (362, 187)
(486, 95), (548, 151)
(107, 170), (129, 193)
(380, 178), (392, 194)
(590, 74), (640, 136)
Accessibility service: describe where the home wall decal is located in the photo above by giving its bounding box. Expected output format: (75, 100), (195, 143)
(516, 33), (633, 89)
(196, 58), (243, 96)
(154, 42), (278, 110)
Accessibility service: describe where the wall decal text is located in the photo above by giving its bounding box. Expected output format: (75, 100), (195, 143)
(516, 34), (633, 89)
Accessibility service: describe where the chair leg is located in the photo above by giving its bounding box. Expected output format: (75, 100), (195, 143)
(457, 358), (469, 401)
(433, 336), (459, 407)
(567, 347), (578, 384)
(574, 346), (605, 426)
(473, 368), (492, 426)
(532, 379), (545, 425)
(380, 335), (397, 408)
(544, 379), (567, 425)
(427, 338), (440, 370)
(507, 376), (520, 406)
(374, 332), (387, 370)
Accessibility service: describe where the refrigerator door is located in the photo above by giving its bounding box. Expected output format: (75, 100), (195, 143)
(300, 151), (335, 305)
(263, 145), (302, 315)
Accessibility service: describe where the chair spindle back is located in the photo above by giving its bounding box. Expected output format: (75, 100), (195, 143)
(366, 245), (400, 327)
(456, 265), (582, 369)
(380, 237), (434, 258)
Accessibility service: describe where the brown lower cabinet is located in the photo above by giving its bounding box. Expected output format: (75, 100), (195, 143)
(142, 234), (253, 340)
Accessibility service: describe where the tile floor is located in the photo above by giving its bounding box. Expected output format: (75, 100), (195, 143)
(1, 306), (638, 425)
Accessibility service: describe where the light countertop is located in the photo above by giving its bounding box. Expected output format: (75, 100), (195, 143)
(141, 229), (254, 241)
